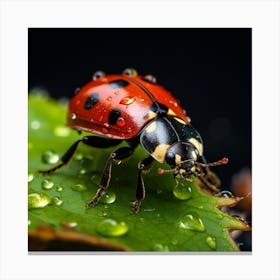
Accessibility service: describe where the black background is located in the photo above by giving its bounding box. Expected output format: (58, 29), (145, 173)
(28, 28), (251, 191)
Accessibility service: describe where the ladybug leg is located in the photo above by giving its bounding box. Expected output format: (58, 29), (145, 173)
(87, 146), (135, 209)
(38, 136), (121, 174)
(131, 156), (154, 214)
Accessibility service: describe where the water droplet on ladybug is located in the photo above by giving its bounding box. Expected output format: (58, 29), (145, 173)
(122, 68), (138, 77)
(187, 116), (191, 123)
(114, 91), (120, 95)
(106, 96), (112, 102)
(74, 87), (80, 95)
(71, 113), (77, 120)
(102, 123), (110, 134)
(119, 96), (135, 105)
(116, 117), (126, 127)
(144, 74), (157, 84)
(92, 70), (105, 80)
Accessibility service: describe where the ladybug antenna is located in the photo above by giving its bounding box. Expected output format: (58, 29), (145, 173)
(157, 167), (178, 175)
(197, 157), (229, 168)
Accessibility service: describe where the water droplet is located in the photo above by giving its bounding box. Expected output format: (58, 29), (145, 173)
(75, 152), (84, 160)
(114, 90), (120, 95)
(52, 196), (63, 206)
(153, 243), (169, 252)
(205, 236), (217, 250)
(41, 179), (54, 190)
(28, 172), (34, 182)
(119, 96), (135, 105)
(61, 221), (78, 229)
(28, 192), (51, 209)
(92, 70), (105, 80)
(56, 185), (63, 192)
(143, 74), (157, 84)
(96, 219), (128, 237)
(71, 184), (87, 192)
(31, 120), (41, 130)
(171, 239), (178, 245)
(28, 220), (31, 226)
(41, 150), (59, 164)
(179, 213), (205, 232)
(106, 96), (113, 102)
(215, 190), (234, 198)
(74, 87), (80, 95)
(54, 125), (71, 137)
(173, 185), (192, 200)
(99, 192), (116, 204)
(79, 169), (86, 175)
(116, 117), (126, 127)
(122, 68), (138, 77)
(28, 142), (34, 149)
(71, 113), (77, 120)
(102, 123), (109, 134)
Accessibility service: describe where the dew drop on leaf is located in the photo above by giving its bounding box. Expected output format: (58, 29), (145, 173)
(56, 185), (63, 192)
(41, 179), (54, 190)
(173, 185), (192, 200)
(71, 184), (87, 192)
(99, 191), (116, 204)
(28, 172), (34, 183)
(42, 150), (59, 164)
(61, 221), (78, 229)
(205, 236), (217, 250)
(178, 213), (205, 232)
(96, 219), (128, 237)
(153, 243), (169, 252)
(28, 192), (51, 209)
(79, 169), (86, 175)
(52, 196), (63, 206)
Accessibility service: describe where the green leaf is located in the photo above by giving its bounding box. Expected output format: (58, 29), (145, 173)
(28, 94), (250, 252)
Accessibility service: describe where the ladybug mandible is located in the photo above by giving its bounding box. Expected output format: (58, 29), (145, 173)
(39, 68), (228, 213)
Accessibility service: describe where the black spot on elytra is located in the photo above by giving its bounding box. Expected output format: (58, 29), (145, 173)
(84, 93), (99, 110)
(108, 79), (129, 89)
(108, 109), (122, 125)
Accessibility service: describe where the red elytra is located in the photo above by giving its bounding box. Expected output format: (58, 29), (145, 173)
(67, 74), (190, 139)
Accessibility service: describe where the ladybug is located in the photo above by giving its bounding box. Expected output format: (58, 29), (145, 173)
(39, 68), (228, 213)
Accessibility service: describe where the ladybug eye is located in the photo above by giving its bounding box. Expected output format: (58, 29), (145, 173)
(92, 70), (106, 80)
(143, 74), (157, 84)
(122, 68), (138, 77)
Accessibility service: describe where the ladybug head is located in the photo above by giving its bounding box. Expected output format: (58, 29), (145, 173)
(164, 142), (200, 180)
(158, 141), (229, 180)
